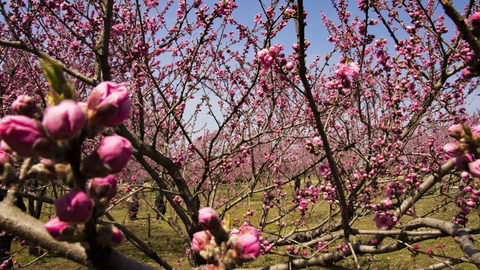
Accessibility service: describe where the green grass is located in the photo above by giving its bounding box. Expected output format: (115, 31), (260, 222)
(7, 184), (480, 269)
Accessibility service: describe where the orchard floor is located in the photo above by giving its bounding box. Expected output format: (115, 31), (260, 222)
(7, 184), (480, 270)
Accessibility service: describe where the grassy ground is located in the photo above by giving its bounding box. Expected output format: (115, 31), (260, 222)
(7, 184), (480, 269)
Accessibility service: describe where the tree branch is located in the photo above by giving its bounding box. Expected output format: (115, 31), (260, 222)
(0, 191), (158, 269)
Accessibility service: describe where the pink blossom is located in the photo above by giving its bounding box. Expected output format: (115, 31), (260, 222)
(12, 95), (40, 117)
(0, 141), (11, 153)
(373, 211), (396, 229)
(336, 62), (360, 79)
(469, 160), (480, 178)
(257, 49), (269, 62)
(268, 44), (283, 56)
(299, 198), (308, 209)
(0, 115), (50, 157)
(233, 233), (261, 262)
(471, 125), (480, 137)
(380, 198), (392, 207)
(447, 124), (465, 140)
(193, 0), (202, 8)
(238, 226), (259, 239)
(44, 217), (79, 241)
(55, 190), (93, 223)
(84, 136), (132, 175)
(443, 142), (464, 157)
(87, 175), (118, 202)
(42, 100), (85, 139)
(469, 12), (480, 28)
(265, 7), (274, 19)
(462, 68), (474, 79)
(347, 62), (360, 78)
(96, 225), (123, 247)
(198, 207), (222, 230)
(87, 82), (131, 126)
(191, 230), (212, 253)
(97, 136), (132, 172)
(455, 154), (473, 171)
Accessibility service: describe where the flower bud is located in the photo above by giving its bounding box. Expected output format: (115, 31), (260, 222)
(88, 175), (117, 199)
(12, 95), (41, 118)
(0, 115), (51, 157)
(191, 231), (213, 253)
(82, 136), (132, 177)
(312, 136), (321, 145)
(97, 136), (132, 172)
(443, 142), (464, 157)
(0, 141), (11, 153)
(462, 68), (474, 79)
(198, 207), (222, 231)
(233, 234), (261, 263)
(471, 12), (480, 23)
(42, 100), (85, 139)
(238, 226), (259, 239)
(447, 124), (465, 140)
(87, 175), (118, 208)
(469, 160), (480, 178)
(87, 82), (131, 127)
(96, 225), (123, 247)
(193, 0), (202, 8)
(455, 154), (473, 171)
(55, 190), (93, 224)
(470, 12), (480, 33)
(44, 217), (80, 242)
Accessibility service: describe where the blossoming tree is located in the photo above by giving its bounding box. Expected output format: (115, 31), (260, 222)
(1, 0), (480, 269)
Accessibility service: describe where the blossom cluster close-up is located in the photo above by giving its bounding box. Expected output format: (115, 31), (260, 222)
(192, 207), (261, 269)
(0, 81), (131, 246)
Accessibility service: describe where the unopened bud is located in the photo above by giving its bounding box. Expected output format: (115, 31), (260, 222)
(55, 190), (93, 224)
(87, 175), (118, 210)
(447, 124), (465, 140)
(81, 136), (132, 177)
(462, 68), (474, 79)
(238, 226), (259, 239)
(88, 175), (117, 199)
(469, 159), (480, 178)
(470, 12), (480, 36)
(12, 95), (41, 118)
(198, 207), (222, 231)
(44, 217), (81, 242)
(443, 142), (464, 157)
(0, 115), (51, 157)
(96, 225), (123, 247)
(0, 141), (11, 153)
(87, 82), (131, 127)
(42, 100), (85, 139)
(232, 234), (261, 263)
(191, 231), (213, 254)
(455, 154), (473, 171)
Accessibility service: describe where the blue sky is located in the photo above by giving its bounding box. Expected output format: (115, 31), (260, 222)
(167, 0), (480, 133)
